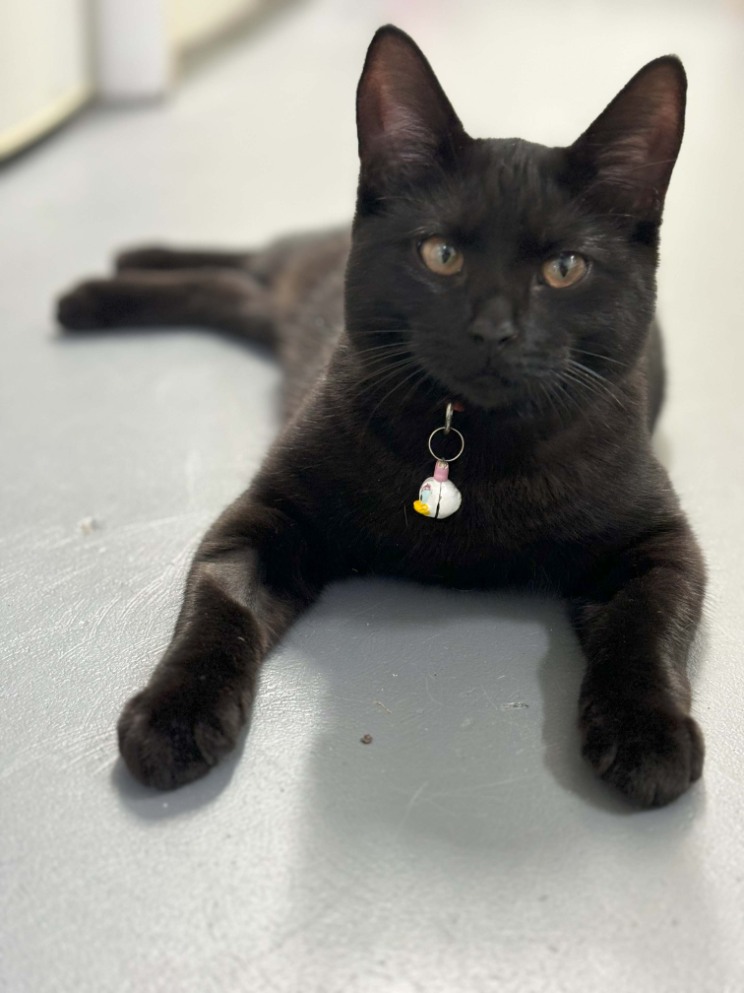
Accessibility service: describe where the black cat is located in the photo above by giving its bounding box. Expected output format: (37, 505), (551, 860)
(58, 26), (705, 807)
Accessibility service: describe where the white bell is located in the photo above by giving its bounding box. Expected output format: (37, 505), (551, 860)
(413, 461), (462, 520)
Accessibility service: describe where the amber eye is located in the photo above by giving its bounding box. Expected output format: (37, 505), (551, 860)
(541, 253), (588, 289)
(419, 236), (464, 276)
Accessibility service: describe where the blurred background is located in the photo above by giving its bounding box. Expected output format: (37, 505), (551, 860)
(2, 3), (744, 993)
(0, 0), (292, 160)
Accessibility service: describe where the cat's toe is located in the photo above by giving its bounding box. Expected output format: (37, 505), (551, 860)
(580, 700), (704, 808)
(117, 685), (243, 790)
(56, 281), (114, 330)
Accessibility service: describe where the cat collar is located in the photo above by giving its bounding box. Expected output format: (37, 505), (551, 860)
(412, 402), (464, 520)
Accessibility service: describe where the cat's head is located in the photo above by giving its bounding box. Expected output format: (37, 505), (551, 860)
(345, 26), (686, 418)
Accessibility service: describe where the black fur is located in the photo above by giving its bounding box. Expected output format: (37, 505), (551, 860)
(58, 27), (704, 807)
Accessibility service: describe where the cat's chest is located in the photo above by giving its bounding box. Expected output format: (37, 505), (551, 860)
(277, 403), (643, 584)
(335, 453), (605, 580)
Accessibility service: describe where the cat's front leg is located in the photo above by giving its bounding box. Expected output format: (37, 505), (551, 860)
(569, 518), (706, 808)
(118, 494), (327, 789)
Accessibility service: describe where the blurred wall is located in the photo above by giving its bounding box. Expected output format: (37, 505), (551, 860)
(172, 0), (265, 50)
(0, 0), (91, 160)
(0, 0), (277, 161)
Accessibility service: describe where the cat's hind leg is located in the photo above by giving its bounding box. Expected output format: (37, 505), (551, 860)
(116, 246), (255, 273)
(56, 268), (276, 344)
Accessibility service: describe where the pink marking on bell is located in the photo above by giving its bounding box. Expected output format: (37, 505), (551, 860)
(433, 460), (449, 482)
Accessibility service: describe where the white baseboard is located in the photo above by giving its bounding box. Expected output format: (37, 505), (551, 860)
(0, 84), (92, 161)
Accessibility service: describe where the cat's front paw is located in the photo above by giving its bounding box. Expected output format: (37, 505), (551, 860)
(580, 699), (704, 808)
(117, 681), (244, 790)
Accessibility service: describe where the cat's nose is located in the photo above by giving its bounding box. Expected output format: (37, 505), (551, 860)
(469, 299), (519, 346)
(469, 319), (519, 345)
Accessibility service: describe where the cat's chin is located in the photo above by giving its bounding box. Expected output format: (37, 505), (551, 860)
(431, 369), (544, 418)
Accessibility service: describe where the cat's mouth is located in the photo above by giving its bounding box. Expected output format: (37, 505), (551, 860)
(421, 357), (543, 412)
(448, 374), (535, 411)
(403, 332), (581, 415)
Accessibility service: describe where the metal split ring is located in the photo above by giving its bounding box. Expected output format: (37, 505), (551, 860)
(428, 425), (465, 463)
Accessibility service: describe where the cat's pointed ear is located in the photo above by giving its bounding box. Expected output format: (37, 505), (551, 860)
(356, 26), (470, 199)
(568, 56), (687, 220)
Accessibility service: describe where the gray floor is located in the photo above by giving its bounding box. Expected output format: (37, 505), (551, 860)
(2, 1), (743, 991)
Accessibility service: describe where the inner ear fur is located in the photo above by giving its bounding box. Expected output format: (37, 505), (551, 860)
(568, 56), (687, 220)
(356, 25), (470, 195)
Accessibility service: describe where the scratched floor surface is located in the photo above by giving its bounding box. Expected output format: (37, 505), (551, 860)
(2, 1), (743, 991)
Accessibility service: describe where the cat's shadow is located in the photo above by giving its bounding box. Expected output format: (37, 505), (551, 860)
(287, 579), (706, 859)
(295, 580), (639, 841)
